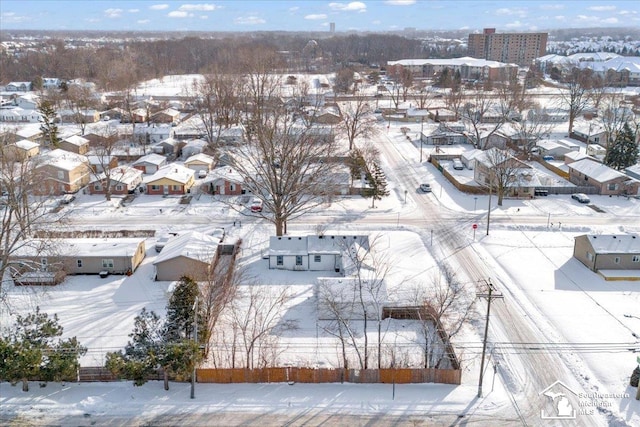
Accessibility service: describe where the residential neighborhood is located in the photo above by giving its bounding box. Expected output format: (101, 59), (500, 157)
(1, 6), (640, 426)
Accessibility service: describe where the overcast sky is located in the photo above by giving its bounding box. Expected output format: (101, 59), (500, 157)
(1, 1), (638, 32)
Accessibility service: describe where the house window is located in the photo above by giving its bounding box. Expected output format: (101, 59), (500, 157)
(230, 184), (235, 191)
(608, 183), (617, 191)
(296, 256), (303, 266)
(40, 258), (48, 271)
(633, 255), (640, 263)
(94, 183), (102, 190)
(57, 170), (65, 179)
(102, 259), (114, 268)
(173, 185), (181, 191)
(151, 185), (160, 191)
(276, 256), (283, 266)
(614, 257), (620, 264)
(314, 255), (321, 263)
(115, 185), (123, 191)
(77, 259), (83, 268)
(586, 252), (594, 261)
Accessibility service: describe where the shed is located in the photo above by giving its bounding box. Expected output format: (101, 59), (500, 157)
(153, 231), (219, 281)
(573, 234), (640, 275)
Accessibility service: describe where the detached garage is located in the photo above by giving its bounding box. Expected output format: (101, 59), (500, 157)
(573, 234), (640, 280)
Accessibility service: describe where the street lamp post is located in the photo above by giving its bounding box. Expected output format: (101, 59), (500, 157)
(419, 117), (425, 163)
(190, 297), (198, 399)
(474, 196), (478, 212)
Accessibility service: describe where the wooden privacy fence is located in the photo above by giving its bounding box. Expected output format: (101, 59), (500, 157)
(197, 367), (461, 385)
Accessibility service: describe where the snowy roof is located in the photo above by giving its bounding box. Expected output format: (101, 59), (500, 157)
(564, 151), (592, 162)
(63, 134), (89, 146)
(185, 153), (215, 165)
(39, 149), (88, 171)
(579, 234), (640, 254)
(269, 235), (369, 257)
(147, 164), (194, 184)
(16, 127), (42, 138)
(14, 238), (144, 257)
(153, 231), (219, 264)
(388, 56), (516, 68)
(536, 139), (580, 151)
(14, 139), (39, 150)
(208, 166), (244, 184)
(568, 158), (626, 182)
(133, 153), (167, 166)
(90, 166), (143, 185)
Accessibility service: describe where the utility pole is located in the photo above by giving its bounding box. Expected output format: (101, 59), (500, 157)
(191, 297), (198, 399)
(486, 184), (492, 236)
(477, 280), (503, 398)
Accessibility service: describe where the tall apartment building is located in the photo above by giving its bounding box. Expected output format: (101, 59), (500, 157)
(468, 28), (547, 66)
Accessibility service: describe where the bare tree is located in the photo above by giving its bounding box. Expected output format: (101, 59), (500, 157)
(64, 83), (99, 135)
(191, 70), (242, 149)
(459, 84), (507, 149)
(478, 148), (526, 206)
(0, 141), (66, 298)
(200, 246), (241, 361)
(230, 285), (298, 369)
(90, 127), (126, 201)
(317, 235), (391, 369)
(560, 67), (595, 135)
(409, 264), (475, 369)
(338, 91), (378, 151)
(228, 113), (340, 236)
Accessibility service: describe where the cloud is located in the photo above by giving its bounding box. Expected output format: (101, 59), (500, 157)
(128, 9), (140, 13)
(305, 14), (327, 20)
(179, 4), (219, 11)
(150, 4), (169, 10)
(289, 6), (299, 12)
(495, 8), (527, 18)
(505, 20), (524, 28)
(234, 16), (266, 25)
(137, 19), (150, 24)
(539, 4), (564, 10)
(385, 0), (416, 5)
(588, 6), (616, 12)
(576, 14), (619, 25)
(168, 11), (191, 18)
(329, 2), (367, 12)
(372, 20), (381, 25)
(104, 8), (123, 18)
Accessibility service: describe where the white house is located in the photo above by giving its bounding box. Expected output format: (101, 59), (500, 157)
(268, 235), (369, 274)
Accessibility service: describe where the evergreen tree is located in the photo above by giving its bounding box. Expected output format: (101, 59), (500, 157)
(347, 148), (367, 185)
(0, 307), (86, 391)
(38, 100), (60, 147)
(165, 276), (206, 343)
(106, 286), (204, 390)
(368, 161), (389, 208)
(604, 122), (638, 170)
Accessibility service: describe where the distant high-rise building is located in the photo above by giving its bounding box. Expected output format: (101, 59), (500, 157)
(330, 22), (335, 33)
(468, 28), (547, 66)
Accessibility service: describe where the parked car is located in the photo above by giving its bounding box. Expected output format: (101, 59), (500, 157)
(452, 159), (464, 170)
(209, 228), (225, 242)
(419, 183), (432, 193)
(250, 199), (263, 212)
(60, 194), (76, 205)
(155, 232), (178, 252)
(542, 155), (554, 161)
(571, 193), (591, 204)
(198, 170), (207, 179)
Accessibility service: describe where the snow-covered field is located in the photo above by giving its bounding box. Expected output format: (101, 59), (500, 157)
(1, 76), (640, 425)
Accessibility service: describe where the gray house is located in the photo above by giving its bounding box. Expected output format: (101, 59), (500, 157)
(268, 235), (369, 274)
(153, 231), (219, 281)
(9, 238), (146, 283)
(573, 234), (640, 274)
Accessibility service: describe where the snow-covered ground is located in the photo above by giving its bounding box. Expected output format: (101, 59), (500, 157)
(2, 79), (640, 425)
